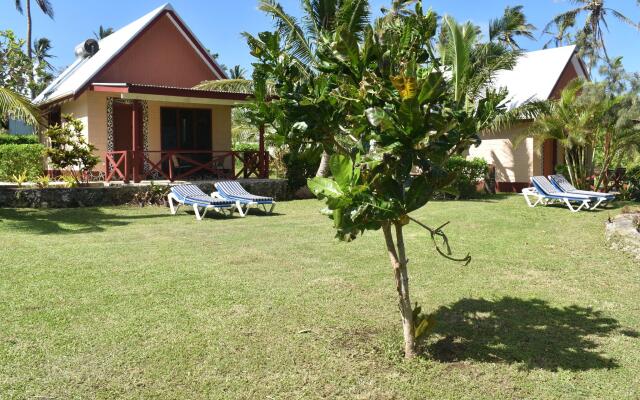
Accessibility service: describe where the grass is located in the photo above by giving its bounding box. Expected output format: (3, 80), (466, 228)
(1, 195), (639, 399)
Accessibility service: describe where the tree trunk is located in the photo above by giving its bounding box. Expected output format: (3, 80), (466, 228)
(382, 222), (417, 358)
(315, 149), (331, 177)
(26, 0), (32, 59)
(26, 0), (34, 99)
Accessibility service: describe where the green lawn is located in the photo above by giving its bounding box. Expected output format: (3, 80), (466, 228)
(1, 195), (639, 399)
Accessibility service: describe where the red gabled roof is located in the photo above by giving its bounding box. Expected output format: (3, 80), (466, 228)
(35, 3), (227, 106)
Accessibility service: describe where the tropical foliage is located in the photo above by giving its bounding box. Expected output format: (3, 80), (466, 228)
(94, 25), (114, 40)
(0, 142), (44, 181)
(529, 58), (640, 191)
(544, 0), (640, 69)
(44, 114), (99, 184)
(489, 5), (536, 50)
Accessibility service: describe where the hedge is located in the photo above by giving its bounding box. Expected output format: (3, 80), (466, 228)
(442, 156), (489, 199)
(0, 144), (45, 181)
(0, 133), (39, 145)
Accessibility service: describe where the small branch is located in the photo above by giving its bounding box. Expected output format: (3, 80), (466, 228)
(408, 216), (471, 266)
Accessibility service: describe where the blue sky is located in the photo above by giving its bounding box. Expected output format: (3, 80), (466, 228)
(1, 0), (640, 75)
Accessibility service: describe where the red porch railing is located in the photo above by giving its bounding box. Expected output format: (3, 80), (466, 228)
(105, 150), (270, 183)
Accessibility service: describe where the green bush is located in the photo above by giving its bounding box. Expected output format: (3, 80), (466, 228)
(442, 156), (489, 199)
(232, 142), (259, 152)
(0, 133), (39, 145)
(0, 143), (45, 181)
(626, 164), (640, 202)
(284, 148), (322, 191)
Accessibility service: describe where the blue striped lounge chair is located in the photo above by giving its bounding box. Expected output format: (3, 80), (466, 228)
(168, 184), (238, 221)
(521, 176), (601, 212)
(549, 174), (614, 209)
(212, 181), (276, 217)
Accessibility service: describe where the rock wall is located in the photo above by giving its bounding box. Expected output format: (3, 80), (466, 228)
(0, 179), (289, 208)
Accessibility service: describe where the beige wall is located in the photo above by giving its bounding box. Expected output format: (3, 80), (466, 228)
(467, 123), (542, 184)
(60, 92), (233, 171)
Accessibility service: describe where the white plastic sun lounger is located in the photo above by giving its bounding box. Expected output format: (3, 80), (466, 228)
(212, 181), (276, 217)
(548, 174), (614, 209)
(521, 176), (599, 212)
(168, 184), (238, 220)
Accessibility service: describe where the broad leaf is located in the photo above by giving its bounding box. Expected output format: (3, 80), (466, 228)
(329, 154), (353, 188)
(307, 177), (344, 200)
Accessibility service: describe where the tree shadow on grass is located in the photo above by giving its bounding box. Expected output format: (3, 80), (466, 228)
(424, 297), (636, 371)
(0, 207), (172, 235)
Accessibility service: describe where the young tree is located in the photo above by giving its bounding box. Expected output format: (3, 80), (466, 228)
(44, 114), (99, 184)
(305, 4), (531, 357)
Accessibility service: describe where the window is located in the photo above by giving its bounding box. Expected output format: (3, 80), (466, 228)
(160, 108), (212, 151)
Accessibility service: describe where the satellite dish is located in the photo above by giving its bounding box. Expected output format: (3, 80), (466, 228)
(74, 39), (100, 58)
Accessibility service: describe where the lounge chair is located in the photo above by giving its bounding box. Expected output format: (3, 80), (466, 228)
(212, 181), (276, 217)
(522, 176), (601, 212)
(548, 174), (614, 209)
(168, 184), (238, 220)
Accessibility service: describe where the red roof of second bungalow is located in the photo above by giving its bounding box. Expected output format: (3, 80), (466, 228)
(35, 3), (236, 106)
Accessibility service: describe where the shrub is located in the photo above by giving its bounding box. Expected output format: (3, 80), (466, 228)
(232, 142), (259, 152)
(284, 148), (321, 191)
(0, 143), (44, 181)
(441, 156), (489, 199)
(0, 133), (38, 145)
(626, 165), (640, 202)
(44, 115), (99, 184)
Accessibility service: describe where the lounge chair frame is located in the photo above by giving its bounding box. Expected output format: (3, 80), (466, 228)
(212, 181), (276, 217)
(521, 187), (591, 212)
(167, 184), (238, 221)
(521, 176), (598, 213)
(548, 174), (613, 209)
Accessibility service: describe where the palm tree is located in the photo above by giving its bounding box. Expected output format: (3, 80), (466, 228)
(527, 79), (596, 189)
(13, 0), (54, 60)
(94, 25), (114, 40)
(229, 65), (246, 79)
(489, 5), (536, 50)
(544, 0), (640, 68)
(0, 87), (42, 127)
(33, 37), (54, 71)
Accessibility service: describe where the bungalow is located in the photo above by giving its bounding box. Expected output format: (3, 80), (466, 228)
(35, 3), (266, 183)
(470, 45), (590, 192)
(35, 2), (587, 190)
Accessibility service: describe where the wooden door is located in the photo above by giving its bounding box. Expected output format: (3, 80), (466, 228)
(542, 139), (558, 176)
(112, 101), (143, 179)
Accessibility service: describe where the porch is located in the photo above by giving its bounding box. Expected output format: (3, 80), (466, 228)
(88, 83), (268, 183)
(105, 148), (269, 183)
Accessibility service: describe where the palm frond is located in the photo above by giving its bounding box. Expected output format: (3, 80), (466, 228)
(14, 0), (23, 14)
(194, 79), (255, 94)
(336, 0), (370, 38)
(259, 0), (316, 65)
(194, 79), (277, 98)
(0, 87), (42, 127)
(34, 0), (54, 18)
(609, 9), (640, 29)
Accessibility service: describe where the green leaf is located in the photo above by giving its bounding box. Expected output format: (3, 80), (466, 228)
(405, 175), (434, 213)
(307, 177), (345, 200)
(329, 154), (353, 188)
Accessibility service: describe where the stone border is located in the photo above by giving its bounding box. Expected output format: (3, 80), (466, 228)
(0, 179), (289, 208)
(605, 213), (640, 260)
